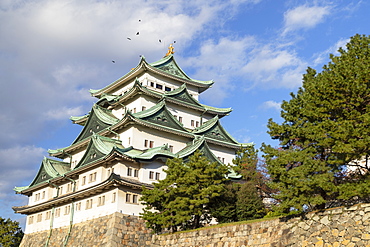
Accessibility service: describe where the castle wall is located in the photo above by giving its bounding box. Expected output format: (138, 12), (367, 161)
(21, 203), (370, 246)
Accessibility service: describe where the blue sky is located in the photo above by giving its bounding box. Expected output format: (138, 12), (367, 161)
(0, 0), (369, 227)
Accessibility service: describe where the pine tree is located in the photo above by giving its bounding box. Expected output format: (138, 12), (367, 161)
(0, 217), (23, 247)
(262, 34), (370, 213)
(140, 150), (229, 233)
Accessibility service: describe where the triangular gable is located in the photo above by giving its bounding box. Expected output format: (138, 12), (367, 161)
(72, 104), (119, 144)
(28, 158), (70, 188)
(176, 136), (221, 164)
(192, 116), (239, 145)
(133, 100), (188, 132)
(150, 55), (190, 80)
(75, 134), (123, 169)
(163, 84), (204, 108)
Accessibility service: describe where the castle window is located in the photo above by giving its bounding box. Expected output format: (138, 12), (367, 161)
(128, 137), (131, 145)
(156, 84), (163, 90)
(127, 168), (132, 176)
(149, 171), (154, 179)
(46, 211), (51, 220)
(165, 86), (171, 91)
(59, 187), (63, 195)
(89, 172), (97, 183)
(67, 183), (72, 193)
(112, 192), (116, 203)
(76, 202), (82, 211)
(149, 141), (154, 148)
(144, 139), (148, 147)
(196, 121), (199, 127)
(133, 108), (136, 113)
(55, 208), (61, 217)
(134, 169), (139, 178)
(37, 213), (42, 222)
(86, 199), (93, 209)
(169, 145), (174, 152)
(126, 193), (131, 203)
(82, 176), (86, 186)
(150, 82), (154, 87)
(42, 191), (45, 199)
(64, 205), (70, 215)
(28, 216), (34, 224)
(142, 106), (146, 111)
(191, 120), (194, 127)
(155, 172), (160, 180)
(98, 196), (105, 206)
(178, 116), (182, 123)
(133, 195), (138, 204)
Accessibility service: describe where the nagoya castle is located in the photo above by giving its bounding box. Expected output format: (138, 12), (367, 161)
(13, 45), (244, 246)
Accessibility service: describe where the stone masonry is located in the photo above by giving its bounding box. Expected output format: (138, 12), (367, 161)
(21, 203), (370, 246)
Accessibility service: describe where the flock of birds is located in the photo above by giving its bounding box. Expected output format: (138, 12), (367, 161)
(112, 19), (176, 64)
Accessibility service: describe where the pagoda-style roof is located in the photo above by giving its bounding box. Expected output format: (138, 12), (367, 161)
(90, 55), (214, 98)
(75, 134), (124, 169)
(121, 144), (175, 161)
(100, 81), (232, 117)
(14, 158), (70, 193)
(71, 104), (119, 144)
(13, 173), (154, 214)
(192, 116), (241, 148)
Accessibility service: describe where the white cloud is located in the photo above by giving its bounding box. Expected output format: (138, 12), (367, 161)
(282, 4), (331, 35)
(312, 37), (349, 67)
(260, 100), (281, 111)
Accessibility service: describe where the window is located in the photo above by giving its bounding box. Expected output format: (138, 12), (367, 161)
(156, 84), (163, 90)
(178, 116), (183, 123)
(142, 106), (146, 111)
(46, 211), (51, 220)
(126, 193), (139, 204)
(55, 208), (61, 218)
(196, 121), (199, 127)
(149, 141), (154, 148)
(155, 172), (160, 180)
(86, 199), (93, 209)
(191, 120), (194, 127)
(76, 202), (82, 211)
(28, 216), (34, 225)
(169, 145), (174, 152)
(82, 176), (86, 186)
(134, 169), (139, 178)
(127, 168), (132, 176)
(128, 137), (131, 145)
(98, 196), (105, 206)
(165, 86), (171, 91)
(144, 139), (148, 148)
(133, 108), (136, 113)
(42, 191), (45, 199)
(64, 205), (70, 215)
(112, 192), (116, 203)
(150, 82), (154, 87)
(37, 213), (42, 222)
(126, 193), (131, 203)
(149, 171), (154, 179)
(67, 183), (72, 193)
(89, 172), (97, 183)
(59, 187), (63, 195)
(133, 195), (138, 204)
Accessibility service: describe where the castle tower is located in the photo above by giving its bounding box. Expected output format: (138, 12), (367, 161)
(13, 47), (245, 245)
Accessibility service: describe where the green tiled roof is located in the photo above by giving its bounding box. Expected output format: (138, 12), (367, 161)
(122, 144), (175, 161)
(74, 134), (123, 169)
(90, 55), (213, 97)
(14, 158), (70, 193)
(192, 116), (239, 145)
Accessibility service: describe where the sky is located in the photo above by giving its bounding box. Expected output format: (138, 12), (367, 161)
(0, 0), (369, 227)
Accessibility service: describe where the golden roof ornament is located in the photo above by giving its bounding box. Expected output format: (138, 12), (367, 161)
(164, 44), (175, 57)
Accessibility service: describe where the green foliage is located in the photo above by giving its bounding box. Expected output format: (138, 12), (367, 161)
(209, 146), (267, 222)
(262, 34), (370, 213)
(140, 150), (229, 233)
(0, 217), (23, 247)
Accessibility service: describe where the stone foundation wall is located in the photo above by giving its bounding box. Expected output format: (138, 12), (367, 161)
(153, 203), (370, 247)
(21, 203), (370, 246)
(20, 212), (153, 247)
